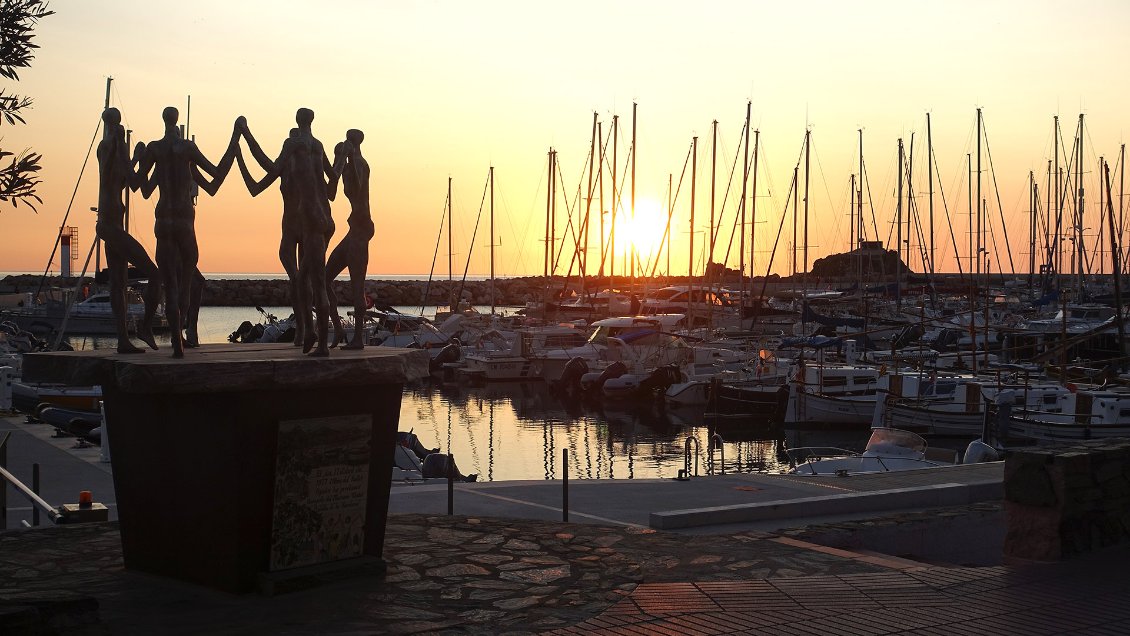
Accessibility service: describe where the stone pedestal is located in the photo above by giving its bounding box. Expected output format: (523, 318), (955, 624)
(1003, 439), (1130, 561)
(22, 343), (428, 593)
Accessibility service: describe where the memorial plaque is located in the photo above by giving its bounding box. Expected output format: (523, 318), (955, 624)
(270, 414), (372, 571)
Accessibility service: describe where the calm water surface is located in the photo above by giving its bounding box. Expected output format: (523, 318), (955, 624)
(63, 305), (868, 481)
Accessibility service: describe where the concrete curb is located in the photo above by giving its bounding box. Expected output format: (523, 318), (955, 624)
(650, 480), (1003, 529)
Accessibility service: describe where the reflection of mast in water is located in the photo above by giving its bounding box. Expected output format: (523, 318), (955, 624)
(488, 401), (495, 482)
(542, 417), (556, 480)
(583, 417), (593, 479)
(446, 398), (453, 456)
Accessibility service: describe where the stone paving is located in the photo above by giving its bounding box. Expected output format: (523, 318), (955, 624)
(0, 513), (889, 635)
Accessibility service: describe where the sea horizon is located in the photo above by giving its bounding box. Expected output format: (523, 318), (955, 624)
(1, 271), (494, 282)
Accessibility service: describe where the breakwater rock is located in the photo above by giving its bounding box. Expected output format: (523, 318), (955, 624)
(200, 277), (554, 308)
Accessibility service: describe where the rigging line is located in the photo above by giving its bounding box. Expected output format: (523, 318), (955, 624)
(593, 122), (618, 279)
(647, 143), (694, 279)
(35, 114), (103, 303)
(644, 179), (675, 280)
(979, 118), (1017, 275)
(809, 136), (845, 259)
(751, 155), (800, 325)
(551, 158), (582, 276)
(930, 138), (965, 279)
(455, 170), (492, 309)
(717, 119), (750, 268)
(420, 188), (451, 315)
(553, 149), (590, 275)
(861, 150), (880, 242)
(559, 134), (603, 295)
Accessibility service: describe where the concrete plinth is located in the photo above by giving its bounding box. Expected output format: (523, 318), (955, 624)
(22, 343), (428, 593)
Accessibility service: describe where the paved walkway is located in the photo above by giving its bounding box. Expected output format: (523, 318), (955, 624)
(2, 511), (1129, 635)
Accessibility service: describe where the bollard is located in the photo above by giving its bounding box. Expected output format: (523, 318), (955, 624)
(447, 453), (455, 516)
(32, 463), (40, 527)
(562, 448), (569, 522)
(98, 401), (111, 463)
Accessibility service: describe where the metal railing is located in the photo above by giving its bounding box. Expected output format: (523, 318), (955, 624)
(0, 432), (64, 528)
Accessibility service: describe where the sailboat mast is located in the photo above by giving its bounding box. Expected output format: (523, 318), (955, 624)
(689, 136), (698, 325)
(1076, 114), (1085, 294)
(976, 109), (982, 281)
(611, 114), (618, 282)
(907, 133), (915, 276)
(584, 112), (596, 280)
(709, 119), (717, 273)
(630, 102), (637, 287)
(749, 127), (760, 330)
(1029, 171), (1036, 285)
(490, 166), (495, 315)
(740, 104), (750, 318)
(896, 138), (904, 310)
(803, 129), (810, 287)
(598, 121), (605, 278)
(544, 150), (551, 278)
(967, 153), (973, 282)
(927, 113), (934, 277)
(448, 177), (454, 282)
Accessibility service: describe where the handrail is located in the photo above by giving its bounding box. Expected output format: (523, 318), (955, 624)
(681, 436), (700, 479)
(0, 433), (63, 525)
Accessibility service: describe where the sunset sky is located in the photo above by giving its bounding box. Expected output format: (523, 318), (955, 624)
(2, 0), (1128, 279)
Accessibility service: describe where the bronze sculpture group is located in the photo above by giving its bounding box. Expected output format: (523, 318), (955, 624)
(96, 106), (373, 357)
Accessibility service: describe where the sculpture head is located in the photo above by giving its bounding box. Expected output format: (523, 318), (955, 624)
(346, 129), (364, 146)
(289, 128), (300, 138)
(102, 107), (121, 127)
(295, 108), (314, 128)
(162, 106), (179, 127)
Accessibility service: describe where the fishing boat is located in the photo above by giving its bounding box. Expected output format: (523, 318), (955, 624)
(996, 386), (1130, 443)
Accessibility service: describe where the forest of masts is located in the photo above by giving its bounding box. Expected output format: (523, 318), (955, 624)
(427, 104), (1128, 304)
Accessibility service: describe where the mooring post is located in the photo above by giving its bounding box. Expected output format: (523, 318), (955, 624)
(447, 453), (455, 516)
(562, 448), (569, 522)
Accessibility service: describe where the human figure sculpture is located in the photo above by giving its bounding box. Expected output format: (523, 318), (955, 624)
(326, 130), (373, 349)
(95, 107), (162, 354)
(236, 108), (337, 356)
(135, 106), (239, 357)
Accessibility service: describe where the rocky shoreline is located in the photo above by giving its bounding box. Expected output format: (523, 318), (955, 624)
(2, 274), (778, 308)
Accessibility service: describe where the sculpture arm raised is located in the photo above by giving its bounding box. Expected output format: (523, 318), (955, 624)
(235, 146), (281, 197)
(238, 117), (277, 174)
(133, 142), (158, 199)
(189, 126), (242, 196)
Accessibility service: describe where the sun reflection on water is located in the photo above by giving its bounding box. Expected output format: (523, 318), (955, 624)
(397, 380), (793, 482)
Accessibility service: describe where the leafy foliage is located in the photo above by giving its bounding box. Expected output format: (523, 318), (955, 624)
(0, 0), (53, 211)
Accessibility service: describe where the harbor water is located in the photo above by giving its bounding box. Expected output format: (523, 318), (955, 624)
(57, 305), (811, 480)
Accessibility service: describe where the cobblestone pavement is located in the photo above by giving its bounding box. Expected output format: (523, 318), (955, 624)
(0, 513), (889, 635)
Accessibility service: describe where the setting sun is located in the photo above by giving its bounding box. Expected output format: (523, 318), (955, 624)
(616, 196), (667, 264)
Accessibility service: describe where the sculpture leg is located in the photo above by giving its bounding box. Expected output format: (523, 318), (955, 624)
(280, 234), (304, 346)
(304, 232), (330, 357)
(325, 239), (348, 348)
(185, 269), (205, 347)
(344, 236), (369, 350)
(105, 243), (144, 354)
(155, 231), (184, 358)
(99, 222), (160, 350)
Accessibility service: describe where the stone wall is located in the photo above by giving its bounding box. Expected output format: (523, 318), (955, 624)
(1003, 439), (1130, 561)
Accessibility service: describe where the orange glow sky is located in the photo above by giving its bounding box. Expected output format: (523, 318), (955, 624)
(2, 0), (1128, 278)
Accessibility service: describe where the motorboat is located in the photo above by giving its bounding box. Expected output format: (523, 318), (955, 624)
(786, 427), (959, 475)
